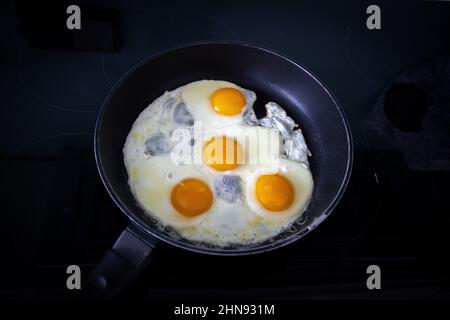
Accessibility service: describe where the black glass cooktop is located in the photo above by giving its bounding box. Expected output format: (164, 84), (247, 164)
(1, 0), (449, 301)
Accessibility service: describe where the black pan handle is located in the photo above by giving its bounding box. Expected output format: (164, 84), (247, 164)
(85, 223), (158, 299)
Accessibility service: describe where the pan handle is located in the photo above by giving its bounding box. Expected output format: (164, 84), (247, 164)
(85, 223), (158, 299)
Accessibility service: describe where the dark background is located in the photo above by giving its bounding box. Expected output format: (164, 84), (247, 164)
(1, 0), (449, 301)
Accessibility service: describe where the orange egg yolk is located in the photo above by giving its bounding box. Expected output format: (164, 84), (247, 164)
(255, 174), (295, 211)
(203, 136), (243, 171)
(210, 87), (246, 116)
(170, 178), (213, 217)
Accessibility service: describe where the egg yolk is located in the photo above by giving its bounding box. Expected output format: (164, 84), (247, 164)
(210, 87), (246, 116)
(255, 174), (295, 211)
(171, 178), (213, 217)
(203, 136), (243, 171)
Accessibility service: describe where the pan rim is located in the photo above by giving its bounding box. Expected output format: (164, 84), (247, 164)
(94, 40), (353, 256)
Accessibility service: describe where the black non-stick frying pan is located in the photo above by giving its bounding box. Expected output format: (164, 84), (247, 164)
(88, 42), (353, 298)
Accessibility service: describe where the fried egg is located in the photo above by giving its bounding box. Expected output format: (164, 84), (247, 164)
(245, 159), (314, 220)
(181, 80), (256, 128)
(133, 155), (214, 227)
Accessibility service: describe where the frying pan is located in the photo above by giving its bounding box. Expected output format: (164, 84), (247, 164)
(88, 42), (353, 298)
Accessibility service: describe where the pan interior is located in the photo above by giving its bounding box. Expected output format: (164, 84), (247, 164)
(96, 42), (352, 255)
